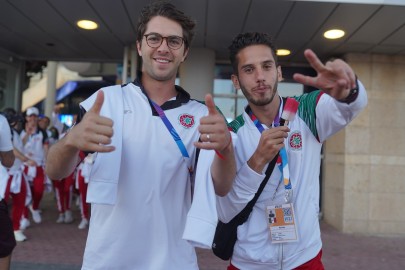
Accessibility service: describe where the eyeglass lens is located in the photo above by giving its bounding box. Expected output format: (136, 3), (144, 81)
(145, 33), (183, 49)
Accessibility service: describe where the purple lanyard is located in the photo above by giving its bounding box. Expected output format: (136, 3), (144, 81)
(150, 100), (193, 177)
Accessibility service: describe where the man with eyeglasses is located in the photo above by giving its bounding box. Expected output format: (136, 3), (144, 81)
(46, 1), (236, 269)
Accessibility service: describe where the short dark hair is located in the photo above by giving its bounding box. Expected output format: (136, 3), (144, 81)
(2, 107), (23, 125)
(228, 32), (278, 74)
(136, 1), (196, 50)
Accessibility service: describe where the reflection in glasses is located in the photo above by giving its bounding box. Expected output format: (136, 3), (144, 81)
(144, 33), (184, 50)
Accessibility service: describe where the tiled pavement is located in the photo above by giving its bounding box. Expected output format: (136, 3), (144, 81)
(10, 193), (405, 270)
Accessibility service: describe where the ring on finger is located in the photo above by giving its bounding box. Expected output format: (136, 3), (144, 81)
(206, 133), (210, 142)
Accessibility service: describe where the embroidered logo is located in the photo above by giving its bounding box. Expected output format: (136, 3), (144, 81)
(179, 114), (195, 128)
(289, 131), (302, 151)
(124, 109), (132, 114)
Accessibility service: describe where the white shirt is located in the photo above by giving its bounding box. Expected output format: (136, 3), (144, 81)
(9, 129), (24, 174)
(80, 82), (215, 270)
(0, 115), (13, 152)
(20, 128), (47, 166)
(217, 81), (368, 270)
(0, 115), (13, 199)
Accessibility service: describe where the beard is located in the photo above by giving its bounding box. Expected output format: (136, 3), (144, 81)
(240, 80), (278, 107)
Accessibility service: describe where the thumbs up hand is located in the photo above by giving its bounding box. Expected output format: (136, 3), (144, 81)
(194, 94), (232, 153)
(66, 90), (115, 153)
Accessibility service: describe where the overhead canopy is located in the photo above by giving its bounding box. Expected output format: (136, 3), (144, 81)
(22, 65), (102, 111)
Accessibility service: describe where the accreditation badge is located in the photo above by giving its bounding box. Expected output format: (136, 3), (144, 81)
(266, 203), (299, 243)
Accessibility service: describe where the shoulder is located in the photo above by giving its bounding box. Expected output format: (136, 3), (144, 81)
(228, 114), (245, 133)
(80, 84), (124, 111)
(12, 129), (22, 142)
(191, 99), (229, 121)
(0, 114), (7, 126)
(295, 91), (323, 109)
(186, 99), (209, 114)
(293, 90), (323, 123)
(38, 128), (48, 138)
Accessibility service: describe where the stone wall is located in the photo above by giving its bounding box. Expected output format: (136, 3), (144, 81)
(323, 53), (405, 235)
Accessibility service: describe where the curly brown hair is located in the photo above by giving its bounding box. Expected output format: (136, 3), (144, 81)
(136, 1), (196, 50)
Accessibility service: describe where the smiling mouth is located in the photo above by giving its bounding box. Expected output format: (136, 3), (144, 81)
(154, 58), (171, 63)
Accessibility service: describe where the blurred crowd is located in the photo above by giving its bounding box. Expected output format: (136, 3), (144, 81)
(0, 105), (90, 243)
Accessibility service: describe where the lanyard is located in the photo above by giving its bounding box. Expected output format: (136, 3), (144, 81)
(150, 100), (193, 177)
(246, 98), (293, 203)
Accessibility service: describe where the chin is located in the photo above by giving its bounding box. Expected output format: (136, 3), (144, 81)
(149, 71), (169, 81)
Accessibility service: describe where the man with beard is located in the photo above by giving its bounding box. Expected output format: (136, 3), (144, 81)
(216, 32), (367, 269)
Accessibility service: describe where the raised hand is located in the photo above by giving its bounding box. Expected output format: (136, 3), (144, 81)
(194, 94), (231, 152)
(26, 159), (38, 167)
(25, 122), (36, 135)
(248, 126), (289, 173)
(293, 49), (357, 101)
(65, 91), (115, 153)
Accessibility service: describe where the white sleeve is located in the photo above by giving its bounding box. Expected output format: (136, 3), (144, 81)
(0, 116), (13, 151)
(216, 161), (264, 223)
(183, 149), (218, 249)
(316, 80), (368, 142)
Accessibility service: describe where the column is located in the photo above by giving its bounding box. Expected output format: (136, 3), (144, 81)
(179, 48), (215, 101)
(122, 46), (129, 84)
(130, 45), (138, 81)
(45, 61), (58, 117)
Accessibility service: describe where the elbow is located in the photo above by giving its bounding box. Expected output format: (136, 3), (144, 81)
(214, 181), (233, 197)
(1, 153), (15, 168)
(2, 158), (15, 168)
(213, 176), (235, 197)
(215, 189), (229, 197)
(45, 167), (62, 181)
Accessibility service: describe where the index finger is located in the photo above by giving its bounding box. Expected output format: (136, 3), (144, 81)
(303, 49), (327, 73)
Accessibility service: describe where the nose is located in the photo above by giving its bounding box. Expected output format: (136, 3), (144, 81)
(157, 37), (170, 52)
(256, 68), (265, 83)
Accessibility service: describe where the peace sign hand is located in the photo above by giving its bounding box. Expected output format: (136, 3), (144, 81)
(293, 49), (357, 101)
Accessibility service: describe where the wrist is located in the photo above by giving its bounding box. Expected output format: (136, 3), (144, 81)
(247, 154), (267, 174)
(64, 132), (81, 155)
(338, 76), (359, 104)
(215, 133), (232, 160)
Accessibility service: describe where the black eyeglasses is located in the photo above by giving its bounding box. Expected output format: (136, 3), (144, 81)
(144, 33), (184, 50)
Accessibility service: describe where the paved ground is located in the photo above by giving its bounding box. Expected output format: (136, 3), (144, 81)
(9, 193), (405, 270)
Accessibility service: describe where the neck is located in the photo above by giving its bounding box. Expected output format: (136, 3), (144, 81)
(249, 96), (280, 127)
(142, 77), (177, 106)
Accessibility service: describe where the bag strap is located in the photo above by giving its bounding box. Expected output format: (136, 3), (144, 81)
(234, 96), (287, 224)
(235, 153), (279, 224)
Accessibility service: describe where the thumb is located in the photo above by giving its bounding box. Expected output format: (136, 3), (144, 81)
(205, 94), (218, 115)
(89, 90), (104, 114)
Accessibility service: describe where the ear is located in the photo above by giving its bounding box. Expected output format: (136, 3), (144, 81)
(277, 65), (283, 82)
(180, 47), (189, 62)
(231, 74), (240, 89)
(136, 41), (142, 57)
